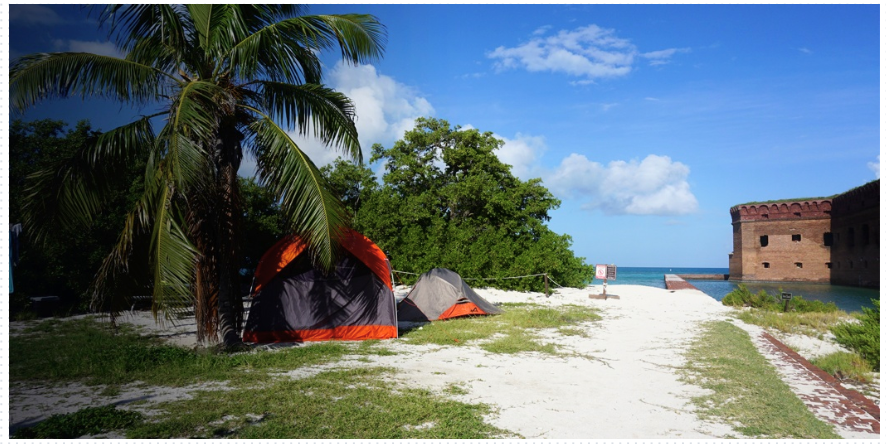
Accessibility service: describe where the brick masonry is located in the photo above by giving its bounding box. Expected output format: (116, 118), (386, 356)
(729, 180), (879, 288)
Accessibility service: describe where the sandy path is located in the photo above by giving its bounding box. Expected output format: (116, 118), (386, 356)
(352, 285), (739, 438)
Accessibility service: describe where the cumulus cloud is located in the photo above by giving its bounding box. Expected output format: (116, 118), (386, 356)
(493, 133), (547, 179)
(487, 24), (689, 82)
(868, 155), (880, 178)
(547, 154), (698, 216)
(241, 62), (434, 176)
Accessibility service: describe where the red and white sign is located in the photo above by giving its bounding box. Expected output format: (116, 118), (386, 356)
(595, 264), (608, 280)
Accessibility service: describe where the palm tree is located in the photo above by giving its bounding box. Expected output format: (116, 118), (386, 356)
(11, 5), (385, 347)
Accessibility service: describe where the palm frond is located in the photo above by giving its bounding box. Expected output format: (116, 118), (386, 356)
(308, 14), (387, 65)
(149, 177), (200, 323)
(249, 116), (348, 272)
(185, 4), (237, 63)
(226, 19), (324, 84)
(95, 5), (190, 55)
(256, 82), (361, 161)
(157, 80), (224, 189)
(10, 52), (171, 112)
(91, 116), (157, 165)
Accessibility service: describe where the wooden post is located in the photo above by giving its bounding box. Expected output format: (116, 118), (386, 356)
(544, 274), (549, 298)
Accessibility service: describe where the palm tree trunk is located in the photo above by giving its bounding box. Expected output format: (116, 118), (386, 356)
(214, 124), (244, 348)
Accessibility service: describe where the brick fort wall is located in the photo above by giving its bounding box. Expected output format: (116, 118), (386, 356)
(728, 180), (879, 288)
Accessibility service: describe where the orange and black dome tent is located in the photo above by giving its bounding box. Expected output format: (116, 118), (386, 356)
(242, 229), (397, 343)
(397, 268), (502, 322)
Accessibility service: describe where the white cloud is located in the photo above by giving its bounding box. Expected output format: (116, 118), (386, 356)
(533, 25), (552, 36)
(493, 133), (547, 180)
(868, 154), (880, 178)
(11, 5), (63, 25)
(799, 47), (813, 54)
(53, 39), (123, 58)
(488, 24), (690, 82)
(547, 154), (698, 216)
(241, 62), (434, 177)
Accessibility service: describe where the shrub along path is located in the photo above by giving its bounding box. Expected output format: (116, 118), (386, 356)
(734, 321), (879, 438)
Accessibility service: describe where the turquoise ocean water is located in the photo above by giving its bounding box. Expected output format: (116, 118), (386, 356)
(592, 266), (879, 314)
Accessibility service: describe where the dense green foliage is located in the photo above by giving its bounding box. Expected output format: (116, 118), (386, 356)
(10, 120), (289, 315)
(830, 299), (880, 370)
(322, 117), (593, 291)
(10, 119), (147, 315)
(12, 405), (144, 439)
(721, 284), (837, 313)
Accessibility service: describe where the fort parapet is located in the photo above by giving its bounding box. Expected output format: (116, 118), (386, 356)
(728, 180), (879, 289)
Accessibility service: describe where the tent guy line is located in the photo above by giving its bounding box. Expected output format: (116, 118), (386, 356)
(393, 270), (559, 285)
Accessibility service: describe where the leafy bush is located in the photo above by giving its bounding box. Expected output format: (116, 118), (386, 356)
(12, 405), (143, 438)
(831, 299), (879, 370)
(721, 285), (837, 313)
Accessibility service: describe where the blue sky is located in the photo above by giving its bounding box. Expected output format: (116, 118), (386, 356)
(9, 4), (881, 268)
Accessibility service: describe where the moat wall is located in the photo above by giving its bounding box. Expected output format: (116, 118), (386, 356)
(728, 180), (879, 289)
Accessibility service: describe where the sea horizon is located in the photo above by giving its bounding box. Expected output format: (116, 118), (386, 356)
(592, 266), (878, 313)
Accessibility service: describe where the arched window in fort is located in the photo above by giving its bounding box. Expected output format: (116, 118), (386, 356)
(795, 262), (803, 269)
(760, 235), (769, 247)
(862, 224), (870, 245)
(826, 262), (832, 269)
(849, 260), (854, 269)
(848, 228), (855, 248)
(792, 234), (801, 242)
(823, 232), (833, 246)
(762, 262), (770, 268)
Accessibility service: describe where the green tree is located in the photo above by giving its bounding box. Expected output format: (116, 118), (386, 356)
(324, 117), (593, 290)
(10, 119), (148, 313)
(11, 5), (385, 346)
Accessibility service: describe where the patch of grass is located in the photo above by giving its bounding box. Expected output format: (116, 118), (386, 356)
(444, 383), (470, 396)
(681, 321), (840, 439)
(733, 309), (853, 336)
(352, 339), (398, 356)
(480, 330), (558, 355)
(399, 304), (599, 356)
(810, 351), (874, 383)
(12, 405), (143, 438)
(126, 367), (514, 439)
(556, 326), (588, 337)
(10, 317), (349, 386)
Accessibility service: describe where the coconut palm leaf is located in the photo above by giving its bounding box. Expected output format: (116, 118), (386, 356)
(249, 116), (347, 271)
(148, 179), (200, 322)
(96, 4), (190, 54)
(256, 82), (361, 161)
(10, 52), (172, 112)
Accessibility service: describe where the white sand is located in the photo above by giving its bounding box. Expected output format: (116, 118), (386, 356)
(8, 284), (878, 439)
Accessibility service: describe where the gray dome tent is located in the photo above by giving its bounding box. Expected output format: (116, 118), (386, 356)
(397, 268), (502, 322)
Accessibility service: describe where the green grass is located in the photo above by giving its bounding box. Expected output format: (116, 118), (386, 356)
(125, 367), (514, 439)
(12, 405), (143, 438)
(681, 321), (841, 439)
(810, 351), (874, 383)
(399, 303), (600, 356)
(10, 317), (349, 386)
